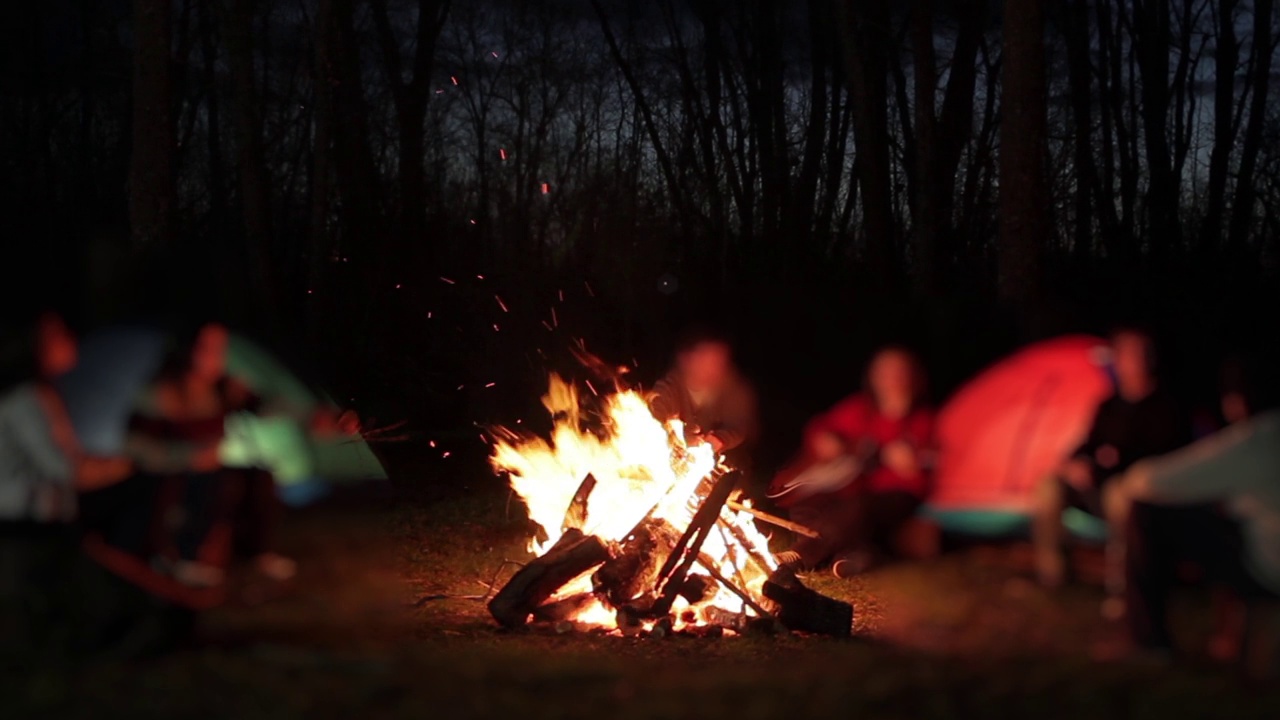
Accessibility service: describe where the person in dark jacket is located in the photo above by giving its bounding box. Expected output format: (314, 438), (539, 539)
(646, 326), (758, 472)
(1033, 327), (1190, 605)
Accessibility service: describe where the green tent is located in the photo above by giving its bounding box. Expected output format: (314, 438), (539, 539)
(217, 334), (386, 486)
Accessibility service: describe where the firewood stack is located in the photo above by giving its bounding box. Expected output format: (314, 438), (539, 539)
(488, 470), (854, 637)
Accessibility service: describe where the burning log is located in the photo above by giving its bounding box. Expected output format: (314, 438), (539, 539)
(488, 529), (610, 628)
(592, 517), (683, 606)
(761, 578), (853, 637)
(561, 474), (597, 533)
(650, 471), (740, 616)
(531, 592), (597, 623)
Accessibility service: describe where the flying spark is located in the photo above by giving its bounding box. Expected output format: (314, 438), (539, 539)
(457, 384), (465, 390)
(493, 324), (500, 332)
(442, 451), (451, 458)
(477, 274), (485, 280)
(551, 308), (558, 327)
(500, 148), (508, 160)
(440, 276), (455, 284)
(541, 320), (553, 331)
(584, 281), (595, 296)
(495, 295), (508, 312)
(451, 76), (458, 85)
(585, 380), (598, 396)
(557, 289), (564, 302)
(485, 382), (496, 388)
(429, 440), (437, 448)
(540, 182), (549, 194)
(491, 51), (499, 58)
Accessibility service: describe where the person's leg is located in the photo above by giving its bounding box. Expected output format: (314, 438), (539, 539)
(1124, 501), (1179, 650)
(1101, 479), (1133, 618)
(1032, 473), (1069, 587)
(782, 493), (867, 569)
(864, 491), (923, 556)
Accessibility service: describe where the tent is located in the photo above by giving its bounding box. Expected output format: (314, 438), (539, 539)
(924, 335), (1114, 538)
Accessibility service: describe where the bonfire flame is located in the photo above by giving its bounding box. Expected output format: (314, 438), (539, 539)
(491, 374), (778, 632)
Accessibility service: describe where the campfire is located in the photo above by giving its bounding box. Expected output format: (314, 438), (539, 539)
(488, 375), (852, 637)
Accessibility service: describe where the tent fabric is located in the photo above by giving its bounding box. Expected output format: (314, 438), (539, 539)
(58, 326), (386, 500)
(920, 504), (1109, 542)
(930, 335), (1114, 513)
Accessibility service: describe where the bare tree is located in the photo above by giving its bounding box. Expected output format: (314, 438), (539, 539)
(998, 0), (1047, 307)
(129, 0), (175, 251)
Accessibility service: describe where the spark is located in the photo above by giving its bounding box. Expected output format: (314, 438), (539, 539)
(551, 307), (558, 327)
(429, 440), (437, 448)
(435, 88), (444, 94)
(557, 289), (564, 302)
(469, 219), (477, 225)
(493, 323), (500, 332)
(427, 311), (433, 318)
(451, 76), (458, 85)
(477, 274), (485, 280)
(584, 281), (595, 296)
(541, 320), (553, 331)
(307, 289), (313, 294)
(585, 380), (598, 396)
(442, 451), (451, 458)
(515, 419), (522, 424)
(485, 382), (496, 388)
(479, 433), (486, 443)
(540, 182), (549, 194)
(440, 276), (455, 284)
(395, 284), (401, 289)
(499, 148), (508, 160)
(491, 51), (499, 58)
(457, 384), (465, 390)
(495, 295), (508, 312)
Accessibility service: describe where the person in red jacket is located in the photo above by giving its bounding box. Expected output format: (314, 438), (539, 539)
(770, 346), (935, 578)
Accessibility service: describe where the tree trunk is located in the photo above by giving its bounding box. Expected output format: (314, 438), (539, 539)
(1134, 0), (1180, 253)
(307, 0), (337, 340)
(998, 0), (1048, 309)
(1228, 0), (1274, 250)
(1202, 0), (1238, 250)
(128, 0), (175, 252)
(837, 0), (897, 282)
(221, 0), (277, 314)
(910, 1), (940, 294)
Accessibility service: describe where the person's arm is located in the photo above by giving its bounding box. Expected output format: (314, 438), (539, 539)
(647, 371), (684, 423)
(803, 394), (866, 450)
(1122, 413), (1279, 505)
(1071, 401), (1110, 464)
(706, 380), (758, 452)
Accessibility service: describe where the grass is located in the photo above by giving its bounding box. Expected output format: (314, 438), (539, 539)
(4, 475), (1279, 719)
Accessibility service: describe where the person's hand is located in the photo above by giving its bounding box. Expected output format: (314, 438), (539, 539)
(335, 410), (361, 435)
(881, 440), (919, 476)
(808, 432), (845, 461)
(190, 443), (222, 472)
(1095, 444), (1120, 470)
(1061, 458), (1093, 490)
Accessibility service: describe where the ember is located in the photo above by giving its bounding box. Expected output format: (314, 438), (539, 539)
(489, 375), (852, 637)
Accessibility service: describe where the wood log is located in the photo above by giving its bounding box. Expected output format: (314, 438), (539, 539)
(761, 578), (853, 637)
(592, 517), (682, 606)
(530, 592), (597, 623)
(651, 471), (740, 616)
(726, 500), (820, 539)
(561, 474), (597, 533)
(488, 529), (610, 628)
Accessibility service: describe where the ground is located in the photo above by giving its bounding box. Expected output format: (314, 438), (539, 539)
(4, 475), (1279, 719)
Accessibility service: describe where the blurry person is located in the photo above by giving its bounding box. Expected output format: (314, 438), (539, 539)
(1032, 328), (1189, 614)
(769, 347), (935, 578)
(0, 312), (146, 663)
(647, 326), (758, 471)
(1102, 409), (1280, 676)
(127, 323), (294, 586)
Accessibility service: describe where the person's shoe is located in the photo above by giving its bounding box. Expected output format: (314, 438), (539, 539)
(254, 553), (298, 582)
(831, 551), (875, 579)
(1034, 548), (1066, 589)
(1101, 595), (1127, 621)
(169, 560), (225, 588)
(1091, 635), (1173, 665)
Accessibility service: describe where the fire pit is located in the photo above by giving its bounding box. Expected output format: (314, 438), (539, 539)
(488, 375), (853, 637)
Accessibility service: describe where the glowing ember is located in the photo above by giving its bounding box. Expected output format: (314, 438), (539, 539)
(490, 375), (779, 633)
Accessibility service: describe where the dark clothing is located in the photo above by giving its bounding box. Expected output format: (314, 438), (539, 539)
(1074, 390), (1188, 485)
(647, 368), (758, 467)
(1125, 501), (1278, 650)
(787, 490), (921, 568)
(78, 475), (161, 557)
(232, 470), (279, 558)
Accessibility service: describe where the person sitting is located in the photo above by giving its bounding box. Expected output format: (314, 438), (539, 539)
(0, 311), (165, 663)
(1032, 328), (1188, 609)
(769, 346), (935, 578)
(1105, 408), (1280, 675)
(646, 326), (758, 471)
(126, 323), (289, 587)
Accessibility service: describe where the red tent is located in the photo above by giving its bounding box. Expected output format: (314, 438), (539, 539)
(931, 335), (1113, 511)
